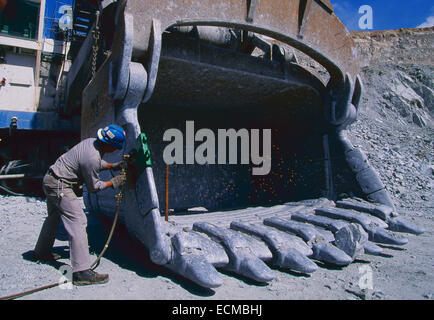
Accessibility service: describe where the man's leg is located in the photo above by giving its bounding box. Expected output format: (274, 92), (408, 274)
(34, 185), (61, 258)
(58, 187), (109, 285)
(57, 188), (91, 273)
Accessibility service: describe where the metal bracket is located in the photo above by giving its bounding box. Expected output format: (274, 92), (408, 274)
(109, 11), (134, 100)
(324, 73), (364, 130)
(114, 62), (170, 265)
(298, 0), (312, 39)
(315, 0), (334, 14)
(352, 75), (363, 110)
(131, 133), (153, 178)
(246, 0), (258, 23)
(142, 19), (162, 104)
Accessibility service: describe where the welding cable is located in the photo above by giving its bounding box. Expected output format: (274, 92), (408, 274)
(0, 185), (125, 300)
(0, 184), (25, 196)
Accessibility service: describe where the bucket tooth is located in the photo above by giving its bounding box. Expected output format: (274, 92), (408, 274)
(336, 199), (424, 235)
(277, 248), (319, 274)
(315, 207), (388, 229)
(264, 217), (333, 243)
(366, 227), (408, 246)
(240, 229), (274, 262)
(315, 207), (408, 245)
(163, 229), (230, 288)
(364, 241), (383, 255)
(264, 217), (314, 242)
(238, 257), (276, 283)
(311, 242), (353, 266)
(192, 222), (275, 283)
(171, 230), (229, 267)
(361, 213), (389, 229)
(263, 217), (352, 265)
(230, 221), (312, 256)
(230, 221), (317, 273)
(167, 252), (224, 288)
(315, 207), (371, 228)
(387, 217), (425, 235)
(336, 200), (394, 221)
(143, 208), (172, 265)
(291, 213), (349, 233)
(313, 226), (335, 243)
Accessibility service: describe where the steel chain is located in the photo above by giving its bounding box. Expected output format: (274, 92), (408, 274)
(91, 11), (100, 79)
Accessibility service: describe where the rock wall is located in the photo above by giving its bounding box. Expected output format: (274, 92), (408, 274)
(352, 27), (434, 68)
(346, 27), (433, 210)
(351, 27), (434, 128)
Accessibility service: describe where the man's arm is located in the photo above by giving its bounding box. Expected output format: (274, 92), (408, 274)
(82, 160), (110, 192)
(83, 161), (126, 191)
(101, 159), (123, 171)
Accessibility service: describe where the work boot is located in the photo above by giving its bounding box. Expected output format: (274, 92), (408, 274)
(33, 251), (61, 262)
(72, 269), (109, 286)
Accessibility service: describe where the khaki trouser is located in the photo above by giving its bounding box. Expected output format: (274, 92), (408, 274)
(34, 174), (90, 273)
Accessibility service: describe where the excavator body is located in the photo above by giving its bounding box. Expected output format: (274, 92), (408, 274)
(64, 0), (424, 288)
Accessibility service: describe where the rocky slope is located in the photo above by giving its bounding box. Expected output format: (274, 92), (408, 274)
(352, 27), (434, 68)
(347, 27), (433, 212)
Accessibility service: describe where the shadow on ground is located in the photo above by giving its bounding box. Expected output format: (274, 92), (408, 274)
(22, 247), (70, 270)
(86, 214), (216, 297)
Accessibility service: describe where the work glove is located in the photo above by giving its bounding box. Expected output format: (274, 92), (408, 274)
(110, 160), (124, 170)
(110, 174), (126, 189)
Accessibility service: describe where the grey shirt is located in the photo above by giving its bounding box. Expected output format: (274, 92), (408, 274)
(49, 138), (109, 193)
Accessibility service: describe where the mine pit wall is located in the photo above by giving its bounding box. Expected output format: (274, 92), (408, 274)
(351, 27), (434, 68)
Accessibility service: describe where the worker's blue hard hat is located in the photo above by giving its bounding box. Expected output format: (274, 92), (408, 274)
(97, 124), (126, 149)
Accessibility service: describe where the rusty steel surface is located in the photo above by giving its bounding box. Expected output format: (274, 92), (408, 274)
(124, 0), (360, 83)
(146, 33), (326, 111)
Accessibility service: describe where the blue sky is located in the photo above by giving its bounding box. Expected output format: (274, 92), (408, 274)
(330, 0), (434, 31)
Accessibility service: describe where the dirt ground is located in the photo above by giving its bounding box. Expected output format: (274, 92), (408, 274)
(0, 191), (432, 300)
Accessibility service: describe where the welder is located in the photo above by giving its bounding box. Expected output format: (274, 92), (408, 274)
(33, 124), (127, 286)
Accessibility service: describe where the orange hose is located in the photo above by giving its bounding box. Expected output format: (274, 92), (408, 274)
(165, 164), (169, 221)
